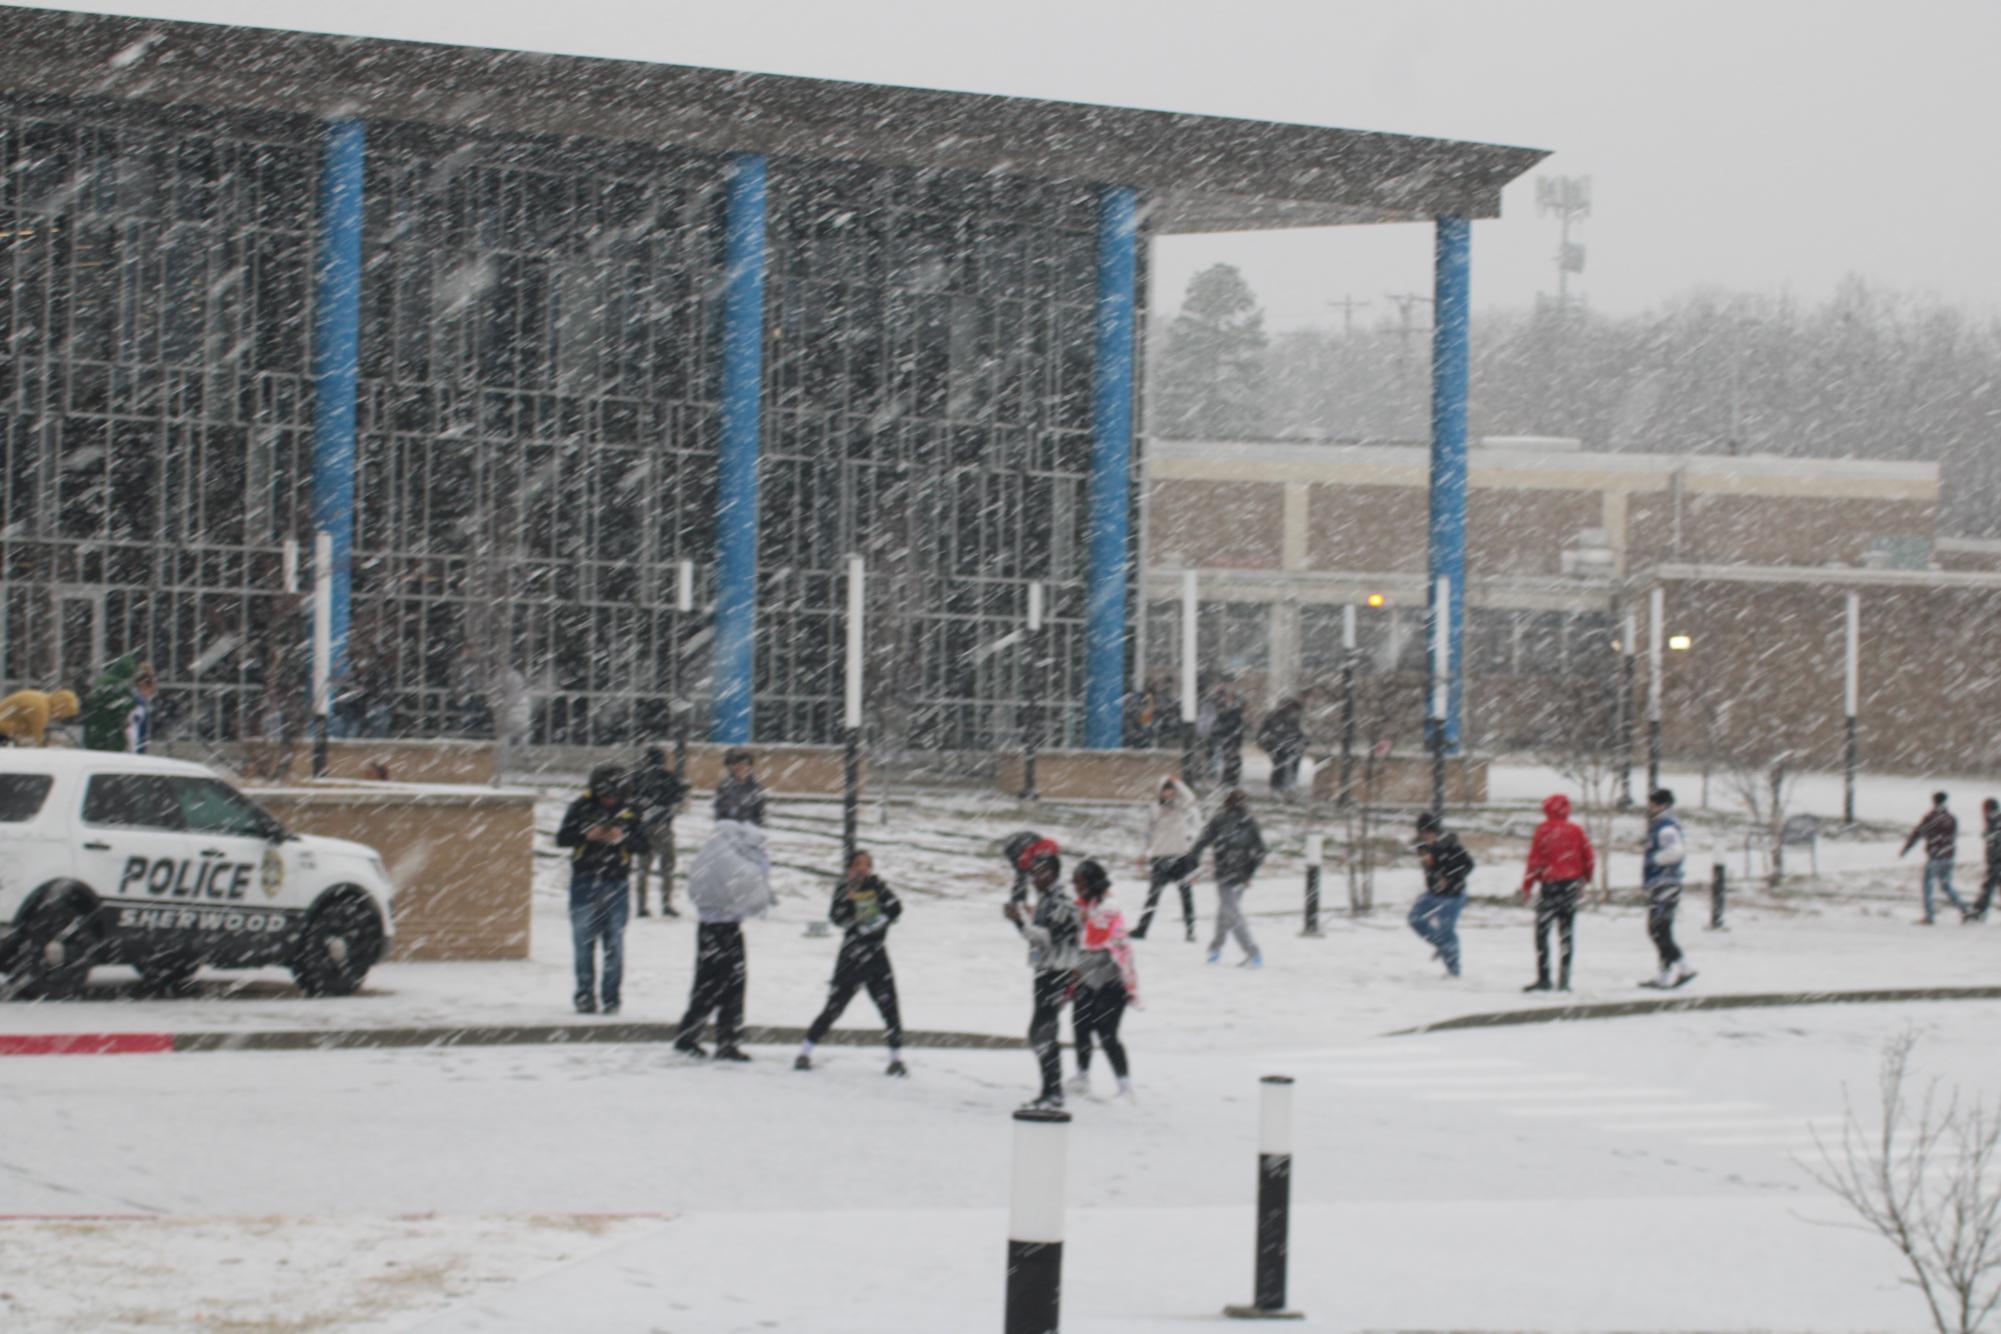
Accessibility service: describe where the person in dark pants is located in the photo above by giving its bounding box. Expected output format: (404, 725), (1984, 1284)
(674, 818), (774, 1060)
(1640, 787), (1694, 988)
(1210, 683), (1246, 788)
(795, 850), (907, 1077)
(1520, 793), (1595, 993)
(1004, 845), (1080, 1111)
(554, 763), (649, 1015)
(1069, 859), (1137, 1100)
(1134, 776), (1200, 941)
(714, 747), (768, 826)
(1408, 811), (1474, 977)
(1970, 799), (2001, 921)
(630, 745), (688, 917)
(1256, 697), (1307, 798)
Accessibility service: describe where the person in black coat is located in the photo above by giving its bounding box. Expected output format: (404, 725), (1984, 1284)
(1408, 811), (1474, 977)
(1257, 697), (1307, 797)
(795, 850), (907, 1076)
(713, 746), (768, 826)
(1210, 683), (1246, 788)
(629, 745), (688, 917)
(554, 763), (649, 1014)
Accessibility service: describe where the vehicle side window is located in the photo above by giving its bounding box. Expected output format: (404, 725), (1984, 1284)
(170, 777), (275, 839)
(0, 773), (53, 822)
(82, 774), (185, 831)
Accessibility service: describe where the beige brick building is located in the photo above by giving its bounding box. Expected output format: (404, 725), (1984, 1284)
(1141, 439), (2001, 774)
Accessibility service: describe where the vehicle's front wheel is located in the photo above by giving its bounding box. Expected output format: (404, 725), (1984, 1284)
(8, 892), (104, 1000)
(290, 893), (384, 998)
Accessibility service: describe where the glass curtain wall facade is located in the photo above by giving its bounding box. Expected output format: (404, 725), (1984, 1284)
(0, 95), (1123, 751)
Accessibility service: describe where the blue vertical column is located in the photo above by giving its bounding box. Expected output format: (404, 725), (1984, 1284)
(713, 152), (768, 744)
(1084, 185), (1139, 749)
(1427, 215), (1471, 750)
(312, 118), (365, 697)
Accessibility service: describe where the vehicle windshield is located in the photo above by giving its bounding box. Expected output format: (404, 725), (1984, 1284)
(171, 777), (280, 839)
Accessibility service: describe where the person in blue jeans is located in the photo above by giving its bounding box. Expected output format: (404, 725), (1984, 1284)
(555, 763), (649, 1014)
(1408, 811), (1474, 977)
(1901, 791), (1967, 924)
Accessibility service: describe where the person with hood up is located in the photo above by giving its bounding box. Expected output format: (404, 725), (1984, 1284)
(630, 744), (689, 917)
(1639, 787), (1695, 989)
(674, 815), (776, 1059)
(713, 746), (768, 826)
(0, 687), (81, 746)
(1001, 829), (1047, 908)
(1068, 859), (1139, 1100)
(1900, 791), (1968, 924)
(1190, 788), (1267, 967)
(1969, 798), (2001, 921)
(1408, 811), (1474, 978)
(1520, 793), (1595, 992)
(1003, 843), (1081, 1111)
(1133, 775), (1201, 941)
(554, 763), (650, 1015)
(795, 850), (907, 1077)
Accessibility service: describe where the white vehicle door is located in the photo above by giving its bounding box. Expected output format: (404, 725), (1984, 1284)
(73, 771), (196, 919)
(162, 775), (299, 955)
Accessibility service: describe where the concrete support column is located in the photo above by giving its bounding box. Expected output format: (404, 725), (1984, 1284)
(311, 118), (365, 696)
(1085, 185), (1139, 749)
(1267, 601), (1299, 702)
(1427, 216), (1471, 751)
(714, 152), (768, 744)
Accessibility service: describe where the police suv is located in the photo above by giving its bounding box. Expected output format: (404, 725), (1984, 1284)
(0, 750), (396, 998)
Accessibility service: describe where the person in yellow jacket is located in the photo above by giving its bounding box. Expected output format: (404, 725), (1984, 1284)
(0, 688), (82, 746)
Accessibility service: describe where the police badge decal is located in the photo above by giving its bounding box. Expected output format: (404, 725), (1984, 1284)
(261, 847), (285, 899)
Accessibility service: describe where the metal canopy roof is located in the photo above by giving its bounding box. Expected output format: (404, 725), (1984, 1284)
(0, 10), (1549, 234)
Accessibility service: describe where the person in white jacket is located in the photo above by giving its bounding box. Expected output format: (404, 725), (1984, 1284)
(1133, 775), (1201, 941)
(674, 820), (776, 1060)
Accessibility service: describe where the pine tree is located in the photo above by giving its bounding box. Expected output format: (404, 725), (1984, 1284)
(1153, 264), (1271, 439)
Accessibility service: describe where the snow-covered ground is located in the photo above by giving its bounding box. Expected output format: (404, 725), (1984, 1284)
(4, 762), (2000, 1330)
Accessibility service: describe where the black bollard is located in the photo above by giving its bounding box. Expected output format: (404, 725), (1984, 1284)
(1709, 862), (1727, 931)
(1301, 835), (1324, 938)
(1225, 1075), (1303, 1320)
(1006, 1105), (1069, 1334)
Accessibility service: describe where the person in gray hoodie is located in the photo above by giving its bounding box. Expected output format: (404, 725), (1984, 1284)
(1003, 845), (1081, 1111)
(1133, 775), (1201, 941)
(674, 818), (776, 1060)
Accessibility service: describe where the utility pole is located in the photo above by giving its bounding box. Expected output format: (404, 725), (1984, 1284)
(1535, 175), (1592, 316)
(1327, 294), (1371, 338)
(1382, 291), (1432, 393)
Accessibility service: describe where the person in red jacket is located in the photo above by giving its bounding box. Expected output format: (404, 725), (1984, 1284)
(1521, 793), (1595, 993)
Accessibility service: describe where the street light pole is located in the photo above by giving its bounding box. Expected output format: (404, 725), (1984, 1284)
(1429, 575), (1450, 819)
(1180, 570), (1199, 785)
(1618, 608), (1636, 808)
(1021, 581), (1042, 802)
(1844, 590), (1860, 825)
(1338, 603), (1357, 808)
(311, 530), (332, 778)
(842, 554), (864, 869)
(674, 559), (693, 781)
(1646, 585), (1664, 796)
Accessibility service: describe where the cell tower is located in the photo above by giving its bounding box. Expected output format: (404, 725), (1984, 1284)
(1535, 175), (1591, 314)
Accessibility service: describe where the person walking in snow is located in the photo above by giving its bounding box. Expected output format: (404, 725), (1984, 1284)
(795, 850), (907, 1076)
(1257, 697), (1308, 798)
(674, 816), (776, 1060)
(554, 764), (650, 1015)
(1191, 788), (1267, 967)
(1003, 843), (1081, 1111)
(1520, 793), (1595, 992)
(1068, 859), (1138, 1101)
(713, 746), (768, 826)
(1133, 775), (1201, 941)
(1640, 788), (1695, 989)
(630, 744), (688, 917)
(1901, 791), (1969, 924)
(1408, 811), (1474, 978)
(1969, 799), (2001, 921)
(1211, 683), (1246, 788)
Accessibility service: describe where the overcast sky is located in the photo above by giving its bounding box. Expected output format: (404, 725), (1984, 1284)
(11, 0), (1999, 330)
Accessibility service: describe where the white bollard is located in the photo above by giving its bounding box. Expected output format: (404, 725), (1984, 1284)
(1006, 1105), (1070, 1334)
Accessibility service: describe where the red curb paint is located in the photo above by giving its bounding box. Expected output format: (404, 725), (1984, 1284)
(0, 1033), (174, 1056)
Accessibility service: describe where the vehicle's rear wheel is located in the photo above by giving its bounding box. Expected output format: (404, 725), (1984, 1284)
(8, 893), (104, 1000)
(290, 893), (384, 998)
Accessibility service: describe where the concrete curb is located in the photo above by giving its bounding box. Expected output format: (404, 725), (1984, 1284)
(0, 1023), (1020, 1056)
(1390, 984), (2001, 1035)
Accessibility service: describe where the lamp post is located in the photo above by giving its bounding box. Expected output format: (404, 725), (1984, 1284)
(1646, 585), (1664, 796)
(1429, 575), (1450, 819)
(1844, 591), (1860, 825)
(1618, 608), (1636, 808)
(674, 558), (693, 781)
(1181, 570), (1199, 785)
(311, 531), (332, 777)
(1337, 604), (1357, 808)
(1021, 581), (1043, 802)
(843, 554), (864, 869)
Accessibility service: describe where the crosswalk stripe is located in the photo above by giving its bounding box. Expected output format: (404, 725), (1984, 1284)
(1332, 1073), (1592, 1089)
(1428, 1087), (1677, 1104)
(1506, 1101), (1767, 1119)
